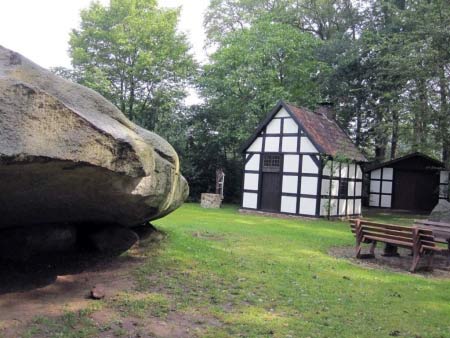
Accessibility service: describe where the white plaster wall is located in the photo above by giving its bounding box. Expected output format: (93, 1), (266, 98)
(355, 182), (362, 196)
(300, 137), (318, 153)
(319, 198), (339, 216)
(332, 162), (340, 177)
(330, 199), (338, 216)
(340, 164), (348, 178)
(321, 179), (330, 195)
(330, 180), (339, 196)
(283, 155), (299, 172)
(440, 185), (448, 198)
(300, 197), (316, 215)
(301, 177), (318, 195)
(275, 107), (290, 117)
(245, 154), (260, 171)
(382, 181), (392, 194)
(264, 136), (280, 152)
(243, 192), (258, 209)
(244, 173), (259, 190)
(347, 200), (354, 215)
(339, 199), (347, 215)
(248, 137), (263, 152)
(354, 199), (362, 214)
(282, 137), (298, 152)
(356, 165), (363, 179)
(371, 169), (381, 179)
(302, 156), (318, 174)
(282, 175), (298, 194)
(266, 119), (281, 134)
(348, 181), (355, 196)
(369, 194), (379, 207)
(320, 199), (328, 216)
(383, 168), (393, 180)
(323, 161), (332, 176)
(381, 195), (392, 208)
(281, 196), (297, 214)
(283, 118), (298, 134)
(349, 164), (356, 179)
(370, 180), (380, 193)
(440, 171), (449, 184)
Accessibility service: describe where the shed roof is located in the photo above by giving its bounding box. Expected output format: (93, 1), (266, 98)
(241, 100), (367, 162)
(365, 152), (444, 172)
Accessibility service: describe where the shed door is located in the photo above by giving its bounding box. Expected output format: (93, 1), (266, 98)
(260, 154), (282, 212)
(392, 170), (439, 211)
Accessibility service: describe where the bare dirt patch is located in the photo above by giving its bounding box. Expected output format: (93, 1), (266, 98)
(330, 245), (450, 278)
(0, 252), (140, 335)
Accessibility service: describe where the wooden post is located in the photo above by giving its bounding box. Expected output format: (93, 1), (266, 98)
(410, 226), (420, 273)
(355, 219), (362, 258)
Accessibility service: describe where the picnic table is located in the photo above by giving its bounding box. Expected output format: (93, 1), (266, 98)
(414, 219), (450, 251)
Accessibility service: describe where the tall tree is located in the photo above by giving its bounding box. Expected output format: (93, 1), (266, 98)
(68, 0), (197, 133)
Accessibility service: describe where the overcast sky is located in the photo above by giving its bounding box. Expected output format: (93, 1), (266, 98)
(0, 0), (209, 69)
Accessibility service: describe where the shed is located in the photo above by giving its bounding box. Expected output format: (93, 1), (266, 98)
(366, 152), (448, 212)
(240, 100), (366, 218)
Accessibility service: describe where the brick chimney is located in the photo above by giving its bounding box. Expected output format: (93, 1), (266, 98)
(316, 102), (336, 120)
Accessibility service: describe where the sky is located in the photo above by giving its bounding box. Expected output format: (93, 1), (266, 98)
(0, 0), (209, 69)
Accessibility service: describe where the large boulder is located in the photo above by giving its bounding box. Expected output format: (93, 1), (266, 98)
(428, 199), (450, 223)
(0, 46), (188, 230)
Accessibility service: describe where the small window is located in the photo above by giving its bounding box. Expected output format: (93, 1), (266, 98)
(338, 178), (348, 197)
(262, 154), (281, 172)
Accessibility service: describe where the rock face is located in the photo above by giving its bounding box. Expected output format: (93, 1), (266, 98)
(201, 193), (223, 209)
(0, 46), (189, 231)
(429, 200), (450, 223)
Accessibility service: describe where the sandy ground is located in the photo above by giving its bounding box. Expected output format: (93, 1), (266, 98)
(0, 250), (141, 335)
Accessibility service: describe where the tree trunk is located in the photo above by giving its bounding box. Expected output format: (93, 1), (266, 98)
(390, 107), (399, 159)
(438, 64), (450, 169)
(413, 78), (428, 152)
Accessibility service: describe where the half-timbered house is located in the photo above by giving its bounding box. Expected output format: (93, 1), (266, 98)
(240, 100), (367, 218)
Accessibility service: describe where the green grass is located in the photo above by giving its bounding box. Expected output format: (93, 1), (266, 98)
(22, 204), (450, 337)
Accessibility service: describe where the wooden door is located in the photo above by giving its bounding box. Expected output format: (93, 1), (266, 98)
(260, 154), (282, 212)
(393, 170), (439, 211)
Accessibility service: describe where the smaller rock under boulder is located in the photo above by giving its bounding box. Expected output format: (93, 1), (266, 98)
(87, 227), (139, 255)
(428, 200), (450, 223)
(0, 225), (76, 260)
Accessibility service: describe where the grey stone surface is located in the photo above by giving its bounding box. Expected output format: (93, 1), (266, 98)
(0, 225), (77, 260)
(0, 46), (188, 230)
(87, 227), (139, 254)
(201, 193), (223, 209)
(429, 199), (450, 223)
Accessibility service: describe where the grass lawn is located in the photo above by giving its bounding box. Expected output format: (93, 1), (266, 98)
(20, 204), (450, 338)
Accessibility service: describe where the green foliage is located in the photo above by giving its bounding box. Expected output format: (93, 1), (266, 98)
(68, 0), (197, 132)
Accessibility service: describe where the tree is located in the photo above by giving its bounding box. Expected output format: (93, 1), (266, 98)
(68, 0), (197, 133)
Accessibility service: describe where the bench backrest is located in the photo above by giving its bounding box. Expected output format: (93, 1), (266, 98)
(414, 220), (450, 243)
(350, 219), (435, 249)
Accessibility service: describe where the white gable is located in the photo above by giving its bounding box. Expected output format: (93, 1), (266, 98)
(300, 137), (318, 153)
(266, 119), (281, 134)
(247, 137), (263, 152)
(245, 154), (260, 171)
(275, 107), (290, 117)
(283, 118), (298, 133)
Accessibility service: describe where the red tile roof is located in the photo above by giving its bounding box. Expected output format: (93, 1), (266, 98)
(285, 103), (366, 162)
(241, 101), (366, 162)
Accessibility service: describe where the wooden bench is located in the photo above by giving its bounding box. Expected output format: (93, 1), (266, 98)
(414, 219), (450, 245)
(349, 219), (447, 272)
